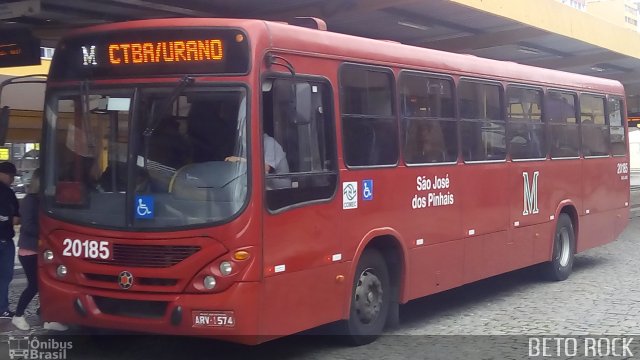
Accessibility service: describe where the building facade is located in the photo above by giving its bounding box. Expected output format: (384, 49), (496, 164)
(586, 0), (639, 30)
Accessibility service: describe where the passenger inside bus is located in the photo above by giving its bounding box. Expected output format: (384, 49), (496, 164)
(546, 93), (575, 123)
(265, 86), (293, 189)
(57, 123), (102, 189)
(144, 98), (241, 193)
(581, 118), (608, 156)
(406, 120), (446, 163)
(224, 134), (289, 176)
(507, 98), (544, 159)
(223, 81), (291, 190)
(226, 92), (290, 189)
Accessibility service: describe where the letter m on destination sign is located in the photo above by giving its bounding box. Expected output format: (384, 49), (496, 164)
(522, 171), (540, 216)
(82, 45), (97, 66)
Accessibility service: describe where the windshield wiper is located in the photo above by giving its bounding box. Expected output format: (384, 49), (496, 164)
(143, 75), (194, 136)
(80, 80), (97, 156)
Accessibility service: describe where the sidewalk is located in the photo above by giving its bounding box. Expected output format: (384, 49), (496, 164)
(0, 276), (44, 335)
(630, 172), (640, 218)
(1, 228), (44, 334)
(631, 170), (640, 189)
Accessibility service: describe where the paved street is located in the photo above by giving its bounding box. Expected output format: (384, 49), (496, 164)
(1, 185), (640, 359)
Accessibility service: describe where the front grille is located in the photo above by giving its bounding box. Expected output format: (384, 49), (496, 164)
(86, 244), (200, 268)
(84, 273), (178, 287)
(93, 296), (167, 319)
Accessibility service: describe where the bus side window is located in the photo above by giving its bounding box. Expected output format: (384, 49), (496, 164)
(608, 97), (626, 156)
(547, 91), (580, 158)
(506, 86), (545, 160)
(580, 94), (609, 157)
(263, 78), (338, 211)
(340, 64), (398, 167)
(400, 72), (456, 164)
(459, 80), (505, 161)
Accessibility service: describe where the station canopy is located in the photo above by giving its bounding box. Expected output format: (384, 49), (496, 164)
(2, 0), (640, 94)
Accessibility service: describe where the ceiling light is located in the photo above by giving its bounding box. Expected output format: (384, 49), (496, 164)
(589, 63), (630, 73)
(518, 46), (540, 55)
(398, 20), (430, 31)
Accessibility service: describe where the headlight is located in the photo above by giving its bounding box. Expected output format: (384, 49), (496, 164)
(43, 250), (54, 262)
(56, 265), (68, 278)
(219, 261), (233, 276)
(203, 276), (216, 290)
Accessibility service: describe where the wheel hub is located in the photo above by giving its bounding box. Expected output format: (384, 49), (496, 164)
(558, 228), (571, 267)
(354, 268), (383, 324)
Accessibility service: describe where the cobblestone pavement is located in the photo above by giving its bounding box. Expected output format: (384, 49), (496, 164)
(1, 210), (639, 359)
(391, 221), (640, 336)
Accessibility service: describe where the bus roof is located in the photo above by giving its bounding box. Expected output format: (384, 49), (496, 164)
(64, 18), (625, 95)
(263, 21), (624, 95)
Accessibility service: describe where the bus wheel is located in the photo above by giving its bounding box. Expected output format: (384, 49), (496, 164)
(543, 213), (575, 281)
(343, 249), (390, 346)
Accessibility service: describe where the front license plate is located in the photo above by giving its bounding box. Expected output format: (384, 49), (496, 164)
(192, 311), (235, 328)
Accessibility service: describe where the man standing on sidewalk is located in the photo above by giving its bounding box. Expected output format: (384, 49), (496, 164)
(0, 161), (20, 319)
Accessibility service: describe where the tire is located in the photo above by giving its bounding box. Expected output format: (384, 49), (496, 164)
(342, 249), (390, 346)
(543, 213), (576, 281)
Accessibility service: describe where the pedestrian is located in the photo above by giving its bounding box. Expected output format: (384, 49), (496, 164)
(11, 169), (68, 331)
(0, 161), (19, 319)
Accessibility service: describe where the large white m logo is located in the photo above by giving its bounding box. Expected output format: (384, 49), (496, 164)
(82, 46), (97, 66)
(522, 171), (539, 216)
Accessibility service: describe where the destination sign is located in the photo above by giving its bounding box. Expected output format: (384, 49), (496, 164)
(50, 28), (249, 80)
(107, 40), (223, 65)
(0, 28), (40, 68)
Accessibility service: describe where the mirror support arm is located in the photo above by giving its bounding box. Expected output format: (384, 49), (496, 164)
(265, 53), (295, 76)
(0, 74), (48, 145)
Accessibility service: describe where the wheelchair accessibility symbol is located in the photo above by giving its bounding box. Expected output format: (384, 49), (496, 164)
(135, 195), (154, 219)
(362, 180), (373, 201)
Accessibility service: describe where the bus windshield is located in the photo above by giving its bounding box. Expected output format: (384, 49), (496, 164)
(43, 85), (248, 229)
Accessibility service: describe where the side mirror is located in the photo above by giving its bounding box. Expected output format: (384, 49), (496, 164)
(0, 106), (9, 146)
(292, 83), (312, 125)
(272, 79), (312, 125)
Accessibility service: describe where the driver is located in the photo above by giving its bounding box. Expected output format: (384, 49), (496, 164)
(225, 133), (290, 189)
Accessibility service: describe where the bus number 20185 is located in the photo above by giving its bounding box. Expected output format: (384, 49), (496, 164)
(62, 239), (112, 260)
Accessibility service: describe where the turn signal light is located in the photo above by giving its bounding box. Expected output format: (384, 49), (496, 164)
(233, 251), (250, 261)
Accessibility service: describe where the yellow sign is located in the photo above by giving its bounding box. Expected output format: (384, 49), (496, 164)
(0, 148), (9, 161)
(108, 40), (223, 65)
(0, 28), (41, 68)
(0, 43), (22, 58)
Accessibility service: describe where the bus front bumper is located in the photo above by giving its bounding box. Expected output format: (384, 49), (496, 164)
(39, 274), (264, 344)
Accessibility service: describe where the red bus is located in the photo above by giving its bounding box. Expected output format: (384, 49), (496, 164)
(35, 18), (629, 345)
